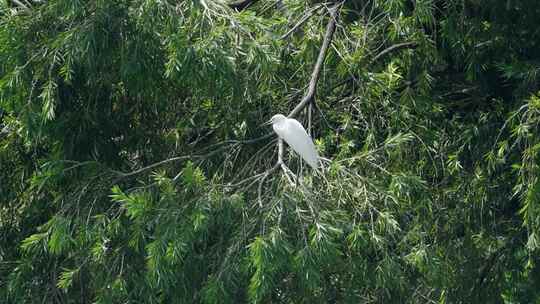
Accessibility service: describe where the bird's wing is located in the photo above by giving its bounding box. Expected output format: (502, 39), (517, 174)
(280, 119), (319, 169)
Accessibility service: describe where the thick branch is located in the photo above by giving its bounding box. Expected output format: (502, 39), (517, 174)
(288, 3), (342, 118)
(228, 0), (259, 11)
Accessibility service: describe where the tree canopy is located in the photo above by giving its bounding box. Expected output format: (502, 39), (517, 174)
(1, 0), (540, 303)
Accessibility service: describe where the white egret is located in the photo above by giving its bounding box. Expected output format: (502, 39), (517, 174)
(268, 114), (320, 169)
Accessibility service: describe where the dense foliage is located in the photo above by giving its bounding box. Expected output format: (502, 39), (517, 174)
(1, 0), (540, 303)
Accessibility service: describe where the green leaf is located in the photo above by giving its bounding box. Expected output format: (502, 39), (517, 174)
(57, 268), (78, 291)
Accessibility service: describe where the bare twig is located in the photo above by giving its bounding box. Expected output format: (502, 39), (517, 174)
(227, 170), (268, 188)
(281, 4), (324, 40)
(115, 156), (191, 180)
(111, 143), (235, 184)
(370, 41), (418, 63)
(228, 0), (259, 11)
(211, 133), (273, 147)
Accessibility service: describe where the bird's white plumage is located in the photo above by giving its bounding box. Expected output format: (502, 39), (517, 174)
(270, 114), (319, 169)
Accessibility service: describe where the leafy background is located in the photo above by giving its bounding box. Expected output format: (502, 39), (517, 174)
(1, 0), (540, 303)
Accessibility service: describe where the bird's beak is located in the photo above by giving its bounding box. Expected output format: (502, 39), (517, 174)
(262, 119), (273, 126)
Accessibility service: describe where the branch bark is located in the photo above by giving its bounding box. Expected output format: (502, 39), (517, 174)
(288, 3), (342, 118)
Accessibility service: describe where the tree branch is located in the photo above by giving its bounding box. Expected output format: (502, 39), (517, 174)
(11, 0), (30, 10)
(228, 0), (259, 11)
(112, 155), (191, 182)
(281, 4), (324, 40)
(370, 42), (418, 63)
(288, 3), (342, 118)
(111, 141), (239, 183)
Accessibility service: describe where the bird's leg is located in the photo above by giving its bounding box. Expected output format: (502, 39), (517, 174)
(308, 102), (312, 136)
(277, 137), (284, 165)
(297, 160), (303, 186)
(277, 138), (297, 186)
